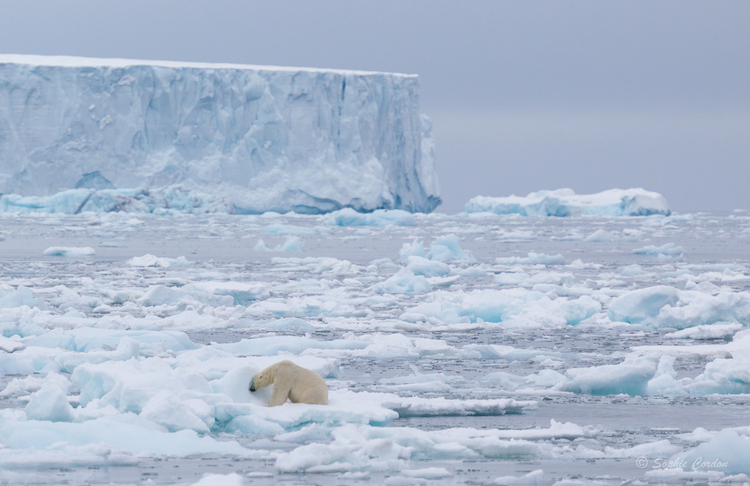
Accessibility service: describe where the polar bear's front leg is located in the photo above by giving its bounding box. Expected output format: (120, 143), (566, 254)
(267, 379), (291, 407)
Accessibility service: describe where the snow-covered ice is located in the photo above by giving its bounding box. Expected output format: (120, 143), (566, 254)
(0, 204), (749, 484)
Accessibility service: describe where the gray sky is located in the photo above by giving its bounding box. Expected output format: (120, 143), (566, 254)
(2, 0), (748, 212)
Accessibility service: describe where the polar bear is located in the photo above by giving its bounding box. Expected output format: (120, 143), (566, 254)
(249, 360), (328, 407)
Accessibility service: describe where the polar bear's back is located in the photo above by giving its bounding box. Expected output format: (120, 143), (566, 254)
(278, 361), (329, 405)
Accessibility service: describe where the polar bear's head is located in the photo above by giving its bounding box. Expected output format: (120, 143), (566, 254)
(249, 365), (276, 392)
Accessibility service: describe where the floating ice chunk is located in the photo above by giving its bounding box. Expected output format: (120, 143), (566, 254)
(427, 234), (475, 262)
(668, 429), (750, 475)
(405, 256), (450, 277)
(465, 188), (670, 217)
(0, 375), (46, 397)
(254, 236), (304, 252)
(213, 335), (368, 358)
(276, 419), (590, 475)
(190, 474), (244, 486)
(324, 208), (416, 226)
(0, 286), (46, 310)
(254, 239), (272, 251)
(560, 356), (658, 396)
(372, 268), (432, 294)
(646, 356), (686, 395)
(377, 372), (462, 386)
(262, 223), (326, 235)
(462, 344), (560, 362)
(665, 323), (743, 340)
(0, 442), (137, 468)
(0, 415), (249, 457)
(210, 365), (270, 406)
(275, 424), (413, 473)
(495, 252), (565, 265)
(493, 469), (546, 485)
(481, 370), (566, 391)
(249, 318), (317, 330)
(138, 285), (234, 307)
(609, 286), (750, 329)
(399, 239), (425, 261)
(71, 358), (213, 411)
(24, 372), (75, 422)
(644, 469), (725, 481)
(401, 468), (453, 479)
(632, 242), (685, 257)
(140, 390), (214, 433)
(584, 229), (617, 242)
(621, 264), (646, 276)
(22, 329), (197, 353)
(280, 235), (304, 252)
(128, 254), (192, 267)
(427, 275), (460, 288)
(381, 397), (536, 417)
(42, 246), (95, 257)
(494, 273), (530, 286)
(684, 351), (750, 395)
(658, 291), (750, 329)
(608, 286), (681, 326)
(183, 281), (270, 305)
(602, 439), (683, 459)
(409, 289), (599, 327)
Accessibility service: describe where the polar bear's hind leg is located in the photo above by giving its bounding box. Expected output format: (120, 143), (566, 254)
(297, 385), (328, 405)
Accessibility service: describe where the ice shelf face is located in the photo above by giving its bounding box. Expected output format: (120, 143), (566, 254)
(465, 188), (671, 217)
(0, 55), (441, 214)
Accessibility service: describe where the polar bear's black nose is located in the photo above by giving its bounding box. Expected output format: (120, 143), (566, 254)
(249, 382), (255, 392)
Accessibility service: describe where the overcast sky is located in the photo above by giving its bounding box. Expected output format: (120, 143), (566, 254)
(1, 1), (748, 212)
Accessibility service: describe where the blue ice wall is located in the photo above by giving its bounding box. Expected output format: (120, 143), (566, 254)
(0, 55), (440, 214)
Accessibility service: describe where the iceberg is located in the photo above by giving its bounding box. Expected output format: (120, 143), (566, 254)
(465, 188), (670, 217)
(0, 54), (440, 214)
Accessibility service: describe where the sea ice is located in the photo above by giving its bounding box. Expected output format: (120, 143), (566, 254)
(495, 252), (565, 265)
(254, 235), (304, 252)
(426, 234), (475, 262)
(324, 208), (417, 226)
(632, 242), (685, 258)
(42, 246), (96, 257)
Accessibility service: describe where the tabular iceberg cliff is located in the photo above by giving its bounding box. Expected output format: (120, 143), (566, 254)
(0, 55), (440, 214)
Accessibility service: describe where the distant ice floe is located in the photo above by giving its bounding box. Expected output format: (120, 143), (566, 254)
(254, 236), (305, 252)
(324, 208), (416, 226)
(495, 251), (565, 265)
(465, 188), (670, 217)
(128, 254), (192, 268)
(42, 246), (95, 257)
(632, 242), (685, 258)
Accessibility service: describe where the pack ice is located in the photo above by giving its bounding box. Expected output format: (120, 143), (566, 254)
(2, 206), (750, 483)
(0, 54), (440, 214)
